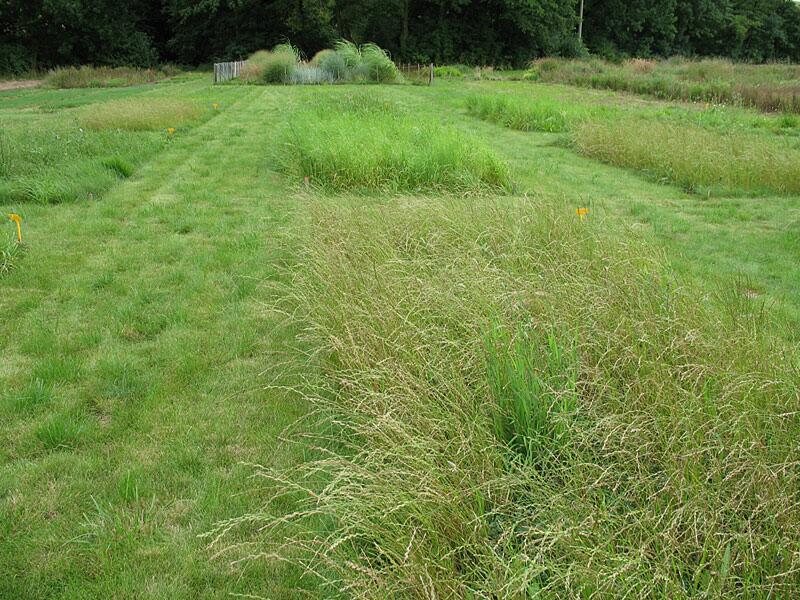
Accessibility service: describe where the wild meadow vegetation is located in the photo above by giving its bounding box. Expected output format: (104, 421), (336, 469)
(465, 85), (800, 197)
(527, 57), (800, 114)
(44, 65), (181, 89)
(2, 62), (800, 599)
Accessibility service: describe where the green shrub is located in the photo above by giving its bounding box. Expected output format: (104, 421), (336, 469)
(433, 66), (465, 78)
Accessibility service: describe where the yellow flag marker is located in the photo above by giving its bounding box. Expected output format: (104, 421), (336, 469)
(8, 214), (22, 242)
(167, 127), (176, 136)
(212, 103), (220, 110)
(576, 207), (590, 221)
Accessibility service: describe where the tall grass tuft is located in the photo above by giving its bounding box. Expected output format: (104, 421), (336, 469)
(312, 49), (347, 81)
(1, 235), (22, 276)
(572, 118), (800, 195)
(277, 93), (512, 194)
(211, 196), (800, 597)
(359, 43), (399, 83)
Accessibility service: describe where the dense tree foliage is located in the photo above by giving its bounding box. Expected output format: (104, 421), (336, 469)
(2, 0), (800, 73)
(586, 0), (800, 61)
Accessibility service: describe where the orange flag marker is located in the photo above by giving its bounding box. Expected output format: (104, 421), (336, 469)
(8, 214), (22, 242)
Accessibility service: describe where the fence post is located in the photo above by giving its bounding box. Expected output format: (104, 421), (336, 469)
(429, 63), (434, 85)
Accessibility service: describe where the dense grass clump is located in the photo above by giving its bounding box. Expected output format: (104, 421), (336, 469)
(277, 93), (512, 193)
(262, 45), (300, 84)
(359, 42), (399, 82)
(214, 196), (800, 598)
(239, 47), (301, 84)
(1, 235), (22, 276)
(465, 93), (573, 132)
(44, 65), (178, 89)
(573, 118), (800, 195)
(79, 99), (204, 131)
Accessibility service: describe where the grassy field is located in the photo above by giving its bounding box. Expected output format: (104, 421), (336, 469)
(1, 70), (799, 597)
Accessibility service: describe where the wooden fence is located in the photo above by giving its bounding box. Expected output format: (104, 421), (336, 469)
(397, 63), (435, 85)
(214, 60), (434, 85)
(213, 60), (247, 84)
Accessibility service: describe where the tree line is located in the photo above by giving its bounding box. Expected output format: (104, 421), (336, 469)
(2, 0), (800, 74)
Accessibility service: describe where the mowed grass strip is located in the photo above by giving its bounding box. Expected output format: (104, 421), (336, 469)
(222, 195), (800, 597)
(572, 118), (800, 195)
(278, 92), (513, 194)
(0, 83), (317, 598)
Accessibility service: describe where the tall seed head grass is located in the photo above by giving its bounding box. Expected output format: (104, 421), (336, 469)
(573, 117), (800, 195)
(333, 40), (362, 70)
(211, 196), (800, 597)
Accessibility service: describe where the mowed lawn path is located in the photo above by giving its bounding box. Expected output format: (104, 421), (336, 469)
(1, 87), (314, 598)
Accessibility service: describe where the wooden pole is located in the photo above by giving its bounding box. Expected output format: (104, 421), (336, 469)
(429, 63), (434, 85)
(578, 0), (585, 40)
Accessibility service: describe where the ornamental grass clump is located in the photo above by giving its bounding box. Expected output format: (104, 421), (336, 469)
(240, 40), (398, 85)
(259, 45), (300, 84)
